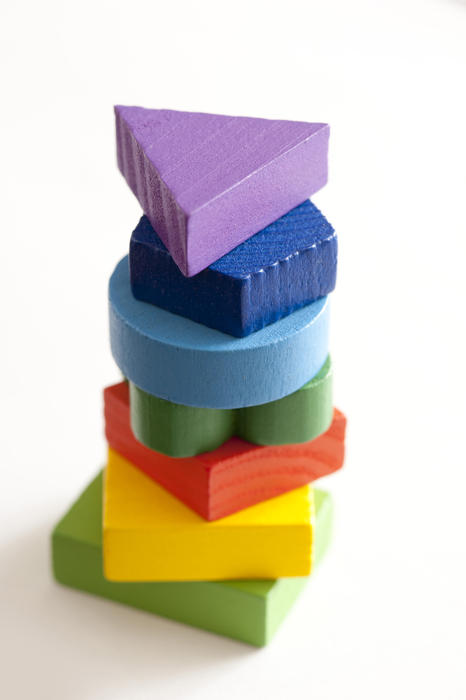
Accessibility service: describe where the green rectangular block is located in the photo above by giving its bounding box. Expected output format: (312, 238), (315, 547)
(51, 472), (332, 646)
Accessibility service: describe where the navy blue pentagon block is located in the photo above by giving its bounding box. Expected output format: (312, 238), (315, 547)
(129, 200), (337, 338)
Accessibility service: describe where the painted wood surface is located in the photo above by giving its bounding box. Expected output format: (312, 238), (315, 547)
(105, 381), (346, 520)
(130, 355), (333, 456)
(109, 256), (330, 408)
(103, 449), (314, 582)
(52, 472), (332, 646)
(130, 200), (337, 337)
(116, 105), (329, 276)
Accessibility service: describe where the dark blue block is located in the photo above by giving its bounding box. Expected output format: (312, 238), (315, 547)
(129, 200), (337, 337)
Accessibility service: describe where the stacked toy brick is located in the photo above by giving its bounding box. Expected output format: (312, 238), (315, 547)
(52, 107), (346, 647)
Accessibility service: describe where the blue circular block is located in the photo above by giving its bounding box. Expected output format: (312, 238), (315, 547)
(109, 257), (330, 409)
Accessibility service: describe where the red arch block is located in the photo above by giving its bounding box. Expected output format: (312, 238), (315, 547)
(104, 382), (346, 521)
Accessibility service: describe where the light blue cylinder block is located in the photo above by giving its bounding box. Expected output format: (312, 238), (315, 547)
(109, 257), (330, 409)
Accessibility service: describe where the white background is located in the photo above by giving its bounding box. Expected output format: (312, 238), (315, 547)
(1, 0), (466, 698)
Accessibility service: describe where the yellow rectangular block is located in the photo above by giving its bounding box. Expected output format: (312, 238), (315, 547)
(103, 448), (314, 582)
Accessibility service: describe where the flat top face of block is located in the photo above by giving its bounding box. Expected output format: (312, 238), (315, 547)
(104, 449), (312, 530)
(133, 199), (335, 279)
(115, 106), (328, 214)
(54, 472), (103, 549)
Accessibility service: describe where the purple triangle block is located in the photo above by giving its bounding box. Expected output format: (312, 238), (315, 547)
(115, 106), (329, 276)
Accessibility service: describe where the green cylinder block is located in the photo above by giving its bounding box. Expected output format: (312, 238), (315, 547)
(130, 355), (333, 457)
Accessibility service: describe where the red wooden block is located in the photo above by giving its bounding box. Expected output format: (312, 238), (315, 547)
(104, 382), (346, 521)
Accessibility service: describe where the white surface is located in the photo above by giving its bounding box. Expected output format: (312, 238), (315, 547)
(1, 0), (466, 698)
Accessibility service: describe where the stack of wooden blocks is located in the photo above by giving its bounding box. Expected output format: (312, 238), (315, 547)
(52, 106), (346, 646)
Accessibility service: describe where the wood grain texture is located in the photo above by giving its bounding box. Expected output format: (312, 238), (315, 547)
(109, 256), (330, 409)
(115, 105), (329, 276)
(130, 356), (333, 457)
(103, 449), (313, 582)
(52, 472), (332, 646)
(104, 381), (346, 520)
(130, 200), (337, 337)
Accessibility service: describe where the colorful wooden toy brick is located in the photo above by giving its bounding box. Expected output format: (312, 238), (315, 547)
(130, 355), (333, 456)
(109, 257), (330, 409)
(105, 380), (346, 520)
(52, 105), (343, 648)
(52, 472), (333, 646)
(115, 106), (329, 276)
(103, 449), (314, 582)
(130, 200), (337, 337)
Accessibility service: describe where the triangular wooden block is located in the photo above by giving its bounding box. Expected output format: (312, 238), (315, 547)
(115, 106), (329, 276)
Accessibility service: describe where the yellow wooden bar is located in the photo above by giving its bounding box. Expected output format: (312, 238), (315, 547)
(103, 449), (314, 582)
